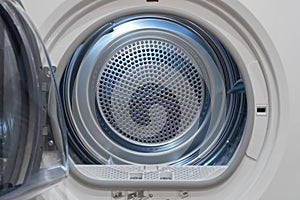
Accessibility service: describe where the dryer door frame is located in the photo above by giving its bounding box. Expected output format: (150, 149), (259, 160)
(0, 1), (67, 200)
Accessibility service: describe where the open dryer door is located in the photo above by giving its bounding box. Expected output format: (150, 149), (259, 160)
(0, 0), (67, 199)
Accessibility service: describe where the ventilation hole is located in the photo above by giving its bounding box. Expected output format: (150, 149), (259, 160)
(257, 106), (267, 115)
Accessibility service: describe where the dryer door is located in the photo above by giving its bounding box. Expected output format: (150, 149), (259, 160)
(0, 1), (67, 200)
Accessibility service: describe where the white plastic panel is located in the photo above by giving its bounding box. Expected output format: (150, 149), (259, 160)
(246, 61), (268, 160)
(76, 165), (227, 182)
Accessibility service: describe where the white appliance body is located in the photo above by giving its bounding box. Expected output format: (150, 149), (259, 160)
(18, 0), (300, 199)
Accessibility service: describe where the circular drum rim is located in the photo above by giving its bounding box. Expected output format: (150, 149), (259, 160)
(62, 14), (247, 165)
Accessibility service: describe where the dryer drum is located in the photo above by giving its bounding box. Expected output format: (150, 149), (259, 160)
(97, 39), (206, 145)
(62, 15), (247, 165)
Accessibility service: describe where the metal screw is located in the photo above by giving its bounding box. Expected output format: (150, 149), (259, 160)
(48, 140), (54, 146)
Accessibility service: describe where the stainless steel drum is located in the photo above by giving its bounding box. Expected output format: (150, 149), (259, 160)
(62, 15), (247, 165)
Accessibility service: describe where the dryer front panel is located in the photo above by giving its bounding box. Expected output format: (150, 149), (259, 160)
(19, 0), (293, 199)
